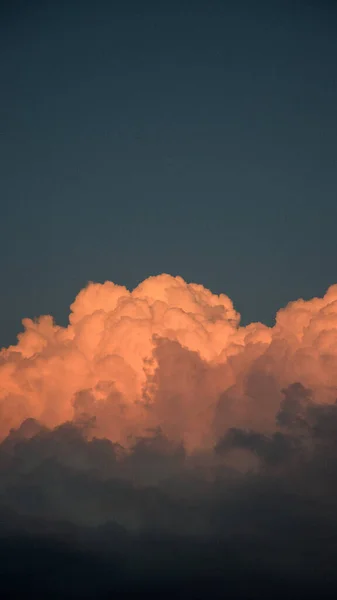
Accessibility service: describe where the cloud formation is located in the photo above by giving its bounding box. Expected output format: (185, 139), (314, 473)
(1, 274), (337, 597)
(2, 273), (337, 447)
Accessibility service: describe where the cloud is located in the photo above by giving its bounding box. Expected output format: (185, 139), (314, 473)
(2, 273), (337, 448)
(1, 407), (337, 598)
(1, 274), (337, 596)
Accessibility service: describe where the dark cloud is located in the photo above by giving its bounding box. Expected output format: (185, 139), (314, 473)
(1, 383), (337, 598)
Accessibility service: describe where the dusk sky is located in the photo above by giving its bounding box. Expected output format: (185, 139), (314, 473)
(1, 0), (337, 345)
(1, 2), (337, 598)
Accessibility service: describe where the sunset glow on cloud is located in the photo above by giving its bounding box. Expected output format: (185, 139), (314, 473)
(2, 274), (337, 452)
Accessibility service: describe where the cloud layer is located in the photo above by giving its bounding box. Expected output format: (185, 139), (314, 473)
(1, 274), (337, 597)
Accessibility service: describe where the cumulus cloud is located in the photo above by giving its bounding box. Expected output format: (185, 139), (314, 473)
(1, 274), (337, 597)
(2, 273), (337, 447)
(0, 274), (241, 445)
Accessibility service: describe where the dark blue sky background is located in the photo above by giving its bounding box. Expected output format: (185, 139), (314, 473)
(1, 0), (336, 345)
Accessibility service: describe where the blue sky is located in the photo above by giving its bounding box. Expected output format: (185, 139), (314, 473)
(1, 0), (337, 344)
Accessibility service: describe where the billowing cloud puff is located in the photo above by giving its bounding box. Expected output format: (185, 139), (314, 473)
(1, 274), (337, 449)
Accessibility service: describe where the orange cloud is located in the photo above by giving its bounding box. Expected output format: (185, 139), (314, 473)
(1, 274), (337, 449)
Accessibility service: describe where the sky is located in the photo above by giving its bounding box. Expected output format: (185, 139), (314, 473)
(1, 2), (337, 598)
(1, 0), (337, 346)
